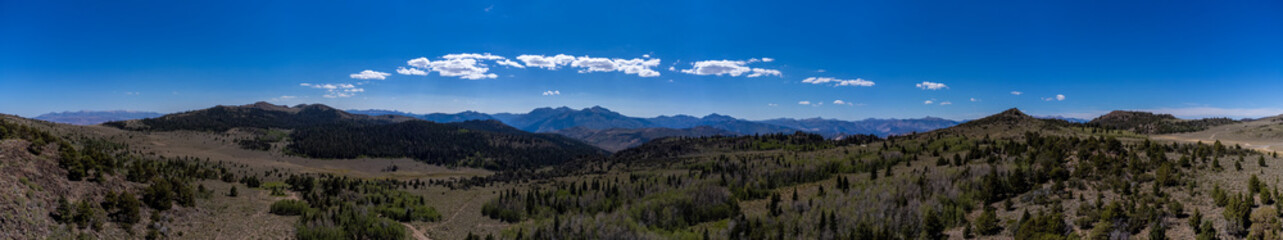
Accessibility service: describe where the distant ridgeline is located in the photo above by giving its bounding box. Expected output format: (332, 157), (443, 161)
(350, 106), (961, 152)
(1087, 111), (1239, 134)
(34, 110), (162, 125)
(104, 102), (607, 170)
(350, 106), (962, 138)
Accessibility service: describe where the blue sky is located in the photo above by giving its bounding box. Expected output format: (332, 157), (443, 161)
(3, 0), (1281, 120)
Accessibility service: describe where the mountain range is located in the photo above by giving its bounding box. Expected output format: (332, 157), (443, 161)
(34, 110), (162, 125)
(47, 104), (959, 152)
(104, 102), (605, 170)
(352, 106), (960, 137)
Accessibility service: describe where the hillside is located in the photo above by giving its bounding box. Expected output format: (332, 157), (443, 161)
(493, 108), (1282, 239)
(104, 102), (607, 170)
(552, 126), (736, 152)
(104, 102), (416, 132)
(34, 110), (162, 125)
(1089, 110), (1238, 134)
(289, 120), (607, 169)
(1155, 114), (1283, 153)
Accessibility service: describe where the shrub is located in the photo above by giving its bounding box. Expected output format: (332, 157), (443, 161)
(270, 199), (311, 216)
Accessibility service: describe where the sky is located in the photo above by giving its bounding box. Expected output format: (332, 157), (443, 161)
(2, 0), (1282, 121)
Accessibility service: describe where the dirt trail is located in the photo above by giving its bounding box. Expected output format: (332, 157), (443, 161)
(428, 194), (479, 231)
(403, 223), (432, 240)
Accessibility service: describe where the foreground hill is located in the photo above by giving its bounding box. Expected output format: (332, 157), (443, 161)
(487, 107), (1281, 239)
(34, 110), (162, 125)
(1089, 110), (1238, 134)
(105, 102), (606, 170)
(552, 126), (736, 152)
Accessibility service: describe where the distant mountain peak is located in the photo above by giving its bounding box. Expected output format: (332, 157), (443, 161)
(702, 113), (736, 121)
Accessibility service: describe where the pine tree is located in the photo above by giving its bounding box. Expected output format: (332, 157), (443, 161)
(922, 211), (944, 240)
(229, 185), (239, 197)
(1149, 222), (1167, 240)
(975, 207), (999, 235)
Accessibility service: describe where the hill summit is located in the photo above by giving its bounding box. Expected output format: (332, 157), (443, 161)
(1088, 110), (1237, 134)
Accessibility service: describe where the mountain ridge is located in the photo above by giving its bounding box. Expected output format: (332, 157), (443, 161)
(34, 110), (163, 125)
(350, 106), (959, 138)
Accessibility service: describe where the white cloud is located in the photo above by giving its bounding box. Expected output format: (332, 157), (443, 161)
(571, 56), (662, 77)
(516, 54), (577, 70)
(402, 53), (524, 80)
(396, 67), (427, 76)
(681, 60), (780, 77)
(349, 70), (390, 80)
(833, 100), (854, 106)
(301, 83), (364, 98)
(642, 54), (651, 58)
(939, 101), (952, 105)
(747, 68), (782, 77)
(760, 57), (774, 62)
(798, 101), (811, 105)
(512, 54), (661, 77)
(915, 81), (948, 90)
(970, 98), (980, 102)
(1043, 94), (1066, 101)
(1011, 91), (1023, 95)
(923, 100), (934, 105)
(270, 95), (298, 102)
(441, 53), (505, 60)
(496, 59), (525, 68)
(767, 103), (778, 107)
(816, 69), (826, 73)
(802, 77), (875, 87)
(542, 90), (561, 96)
(406, 57), (497, 80)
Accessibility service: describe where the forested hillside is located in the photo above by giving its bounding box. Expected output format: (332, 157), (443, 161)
(103, 102), (413, 132)
(103, 103), (607, 170)
(465, 108), (1283, 239)
(288, 120), (607, 170)
(1089, 110), (1239, 134)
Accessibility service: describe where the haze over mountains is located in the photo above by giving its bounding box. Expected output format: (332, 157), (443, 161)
(349, 106), (960, 137)
(34, 110), (162, 125)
